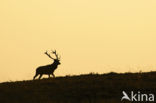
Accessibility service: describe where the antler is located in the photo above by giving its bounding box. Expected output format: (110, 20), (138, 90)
(51, 50), (59, 60)
(45, 51), (55, 60)
(59, 55), (61, 60)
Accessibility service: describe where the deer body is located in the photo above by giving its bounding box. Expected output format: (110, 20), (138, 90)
(33, 50), (61, 80)
(36, 64), (58, 74)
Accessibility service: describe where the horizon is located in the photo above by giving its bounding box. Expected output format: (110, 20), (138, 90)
(0, 0), (156, 82)
(1, 70), (156, 83)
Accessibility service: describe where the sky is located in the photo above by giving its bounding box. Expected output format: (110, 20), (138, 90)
(0, 0), (156, 82)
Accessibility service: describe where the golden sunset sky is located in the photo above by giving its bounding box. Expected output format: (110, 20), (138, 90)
(0, 0), (156, 82)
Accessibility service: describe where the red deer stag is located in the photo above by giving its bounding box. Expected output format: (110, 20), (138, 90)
(33, 50), (61, 80)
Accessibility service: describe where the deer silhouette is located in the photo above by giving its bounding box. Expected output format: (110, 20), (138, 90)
(33, 50), (61, 80)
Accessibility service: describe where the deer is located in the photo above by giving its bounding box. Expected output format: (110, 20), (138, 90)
(33, 50), (61, 80)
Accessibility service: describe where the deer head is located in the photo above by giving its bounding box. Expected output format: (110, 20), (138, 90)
(45, 50), (61, 65)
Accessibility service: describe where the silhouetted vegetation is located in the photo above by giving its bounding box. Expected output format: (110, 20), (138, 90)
(0, 71), (156, 103)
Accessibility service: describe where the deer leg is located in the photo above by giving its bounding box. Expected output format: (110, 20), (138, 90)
(52, 73), (55, 78)
(48, 74), (50, 78)
(33, 73), (39, 80)
(39, 74), (43, 80)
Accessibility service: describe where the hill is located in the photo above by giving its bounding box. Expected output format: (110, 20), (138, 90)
(0, 72), (156, 103)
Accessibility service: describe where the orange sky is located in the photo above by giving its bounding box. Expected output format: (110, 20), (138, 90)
(0, 0), (156, 82)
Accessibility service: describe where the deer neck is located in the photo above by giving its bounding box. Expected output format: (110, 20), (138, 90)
(51, 62), (58, 68)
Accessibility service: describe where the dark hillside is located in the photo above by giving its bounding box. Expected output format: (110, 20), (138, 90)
(0, 72), (156, 103)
